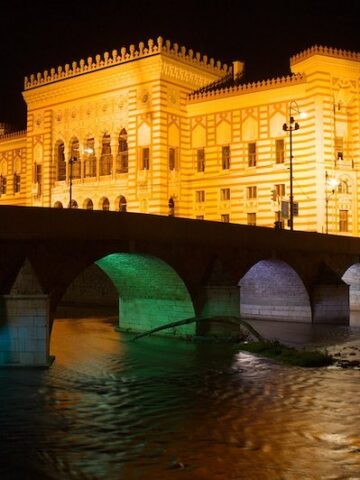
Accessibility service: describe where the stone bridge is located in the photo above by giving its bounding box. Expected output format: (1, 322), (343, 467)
(1, 205), (360, 367)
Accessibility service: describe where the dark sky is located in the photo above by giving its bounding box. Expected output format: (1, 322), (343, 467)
(1, 0), (359, 129)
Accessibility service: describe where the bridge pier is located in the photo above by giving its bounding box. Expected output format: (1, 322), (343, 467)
(0, 259), (50, 367)
(310, 263), (350, 325)
(199, 286), (240, 318)
(311, 284), (349, 324)
(196, 285), (241, 335)
(0, 294), (50, 366)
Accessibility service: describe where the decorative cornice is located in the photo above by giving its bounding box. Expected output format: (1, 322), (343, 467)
(187, 73), (305, 102)
(24, 37), (229, 91)
(290, 45), (360, 66)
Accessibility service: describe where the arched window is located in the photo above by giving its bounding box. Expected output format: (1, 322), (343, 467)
(70, 138), (81, 179)
(0, 175), (7, 195)
(54, 201), (63, 208)
(56, 141), (66, 181)
(338, 178), (349, 194)
(84, 138), (96, 178)
(119, 195), (127, 212)
(117, 129), (128, 173)
(13, 173), (21, 193)
(101, 197), (110, 211)
(168, 197), (175, 217)
(69, 199), (78, 209)
(84, 198), (93, 210)
(100, 133), (112, 176)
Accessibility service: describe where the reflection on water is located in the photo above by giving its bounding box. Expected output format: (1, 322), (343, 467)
(1, 316), (360, 479)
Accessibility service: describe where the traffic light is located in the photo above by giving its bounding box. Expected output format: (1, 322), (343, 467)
(270, 189), (277, 201)
(293, 202), (299, 216)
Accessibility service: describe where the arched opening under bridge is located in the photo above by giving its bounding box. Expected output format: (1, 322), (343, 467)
(239, 259), (311, 322)
(95, 253), (195, 336)
(342, 263), (360, 325)
(56, 253), (195, 337)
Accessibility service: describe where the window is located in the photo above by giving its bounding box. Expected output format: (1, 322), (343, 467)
(247, 186), (257, 199)
(339, 210), (348, 232)
(275, 139), (285, 164)
(197, 148), (205, 172)
(13, 173), (21, 193)
(222, 146), (230, 169)
(220, 188), (231, 201)
(100, 133), (112, 176)
(70, 139), (81, 179)
(117, 129), (128, 173)
(196, 190), (205, 202)
(221, 214), (230, 223)
(119, 195), (127, 212)
(248, 142), (256, 167)
(168, 197), (175, 216)
(84, 199), (93, 210)
(102, 198), (110, 211)
(84, 138), (96, 178)
(0, 175), (6, 195)
(275, 183), (285, 197)
(34, 164), (42, 196)
(196, 215), (204, 220)
(338, 179), (349, 194)
(335, 136), (343, 161)
(141, 147), (150, 170)
(57, 142), (66, 181)
(247, 212), (256, 226)
(169, 147), (177, 171)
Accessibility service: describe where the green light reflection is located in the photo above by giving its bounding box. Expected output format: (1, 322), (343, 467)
(96, 253), (195, 336)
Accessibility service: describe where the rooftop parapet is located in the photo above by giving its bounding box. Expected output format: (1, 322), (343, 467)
(290, 45), (360, 65)
(188, 73), (305, 102)
(0, 129), (27, 141)
(24, 37), (229, 90)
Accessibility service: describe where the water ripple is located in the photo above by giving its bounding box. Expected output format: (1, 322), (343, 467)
(1, 318), (360, 479)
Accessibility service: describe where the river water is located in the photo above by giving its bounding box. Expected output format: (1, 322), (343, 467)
(1, 315), (360, 480)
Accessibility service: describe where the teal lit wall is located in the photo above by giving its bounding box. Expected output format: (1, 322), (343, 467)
(96, 254), (195, 336)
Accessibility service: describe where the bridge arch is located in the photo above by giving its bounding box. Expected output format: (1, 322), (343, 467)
(239, 259), (312, 322)
(58, 253), (196, 336)
(342, 263), (360, 312)
(95, 253), (195, 335)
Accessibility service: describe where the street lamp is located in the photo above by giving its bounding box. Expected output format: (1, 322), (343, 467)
(283, 100), (306, 230)
(68, 156), (77, 208)
(325, 171), (338, 233)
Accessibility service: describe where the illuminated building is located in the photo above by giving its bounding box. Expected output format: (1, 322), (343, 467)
(0, 38), (359, 234)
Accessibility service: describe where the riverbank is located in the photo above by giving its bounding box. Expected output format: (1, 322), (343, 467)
(246, 318), (360, 369)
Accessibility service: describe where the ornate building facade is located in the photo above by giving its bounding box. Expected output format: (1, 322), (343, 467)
(0, 37), (359, 234)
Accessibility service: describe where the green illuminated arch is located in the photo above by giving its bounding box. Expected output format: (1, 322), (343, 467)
(96, 253), (195, 336)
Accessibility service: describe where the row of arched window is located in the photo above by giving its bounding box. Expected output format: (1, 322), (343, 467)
(53, 196), (177, 215)
(54, 195), (127, 211)
(56, 129), (128, 181)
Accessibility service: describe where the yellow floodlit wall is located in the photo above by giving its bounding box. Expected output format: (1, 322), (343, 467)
(0, 40), (359, 236)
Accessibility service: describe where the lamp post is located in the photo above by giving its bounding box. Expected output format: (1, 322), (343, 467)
(325, 171), (338, 233)
(283, 101), (304, 230)
(68, 156), (77, 208)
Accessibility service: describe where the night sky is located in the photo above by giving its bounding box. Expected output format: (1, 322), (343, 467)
(0, 0), (359, 129)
